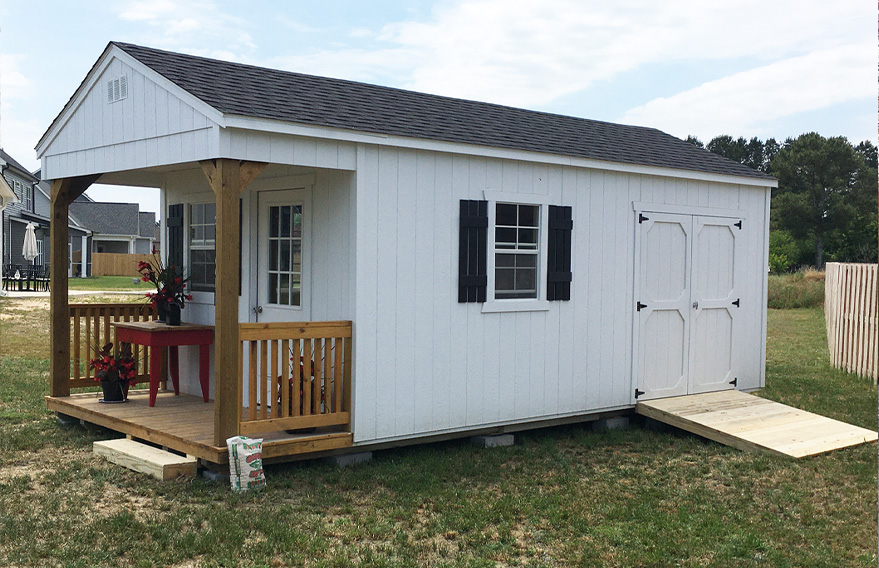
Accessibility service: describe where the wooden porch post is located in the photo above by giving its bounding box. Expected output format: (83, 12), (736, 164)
(50, 176), (98, 397)
(201, 159), (266, 445)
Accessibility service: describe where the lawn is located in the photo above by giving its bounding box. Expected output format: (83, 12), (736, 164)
(68, 276), (150, 291)
(0, 298), (875, 567)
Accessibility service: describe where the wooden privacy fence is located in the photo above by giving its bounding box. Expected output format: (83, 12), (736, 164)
(92, 253), (153, 277)
(825, 263), (878, 384)
(69, 303), (158, 388)
(238, 321), (352, 436)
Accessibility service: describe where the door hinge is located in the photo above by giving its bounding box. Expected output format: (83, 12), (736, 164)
(639, 213), (649, 224)
(634, 389), (645, 399)
(734, 220), (742, 229)
(637, 301), (648, 311)
(732, 298), (740, 307)
(729, 377), (738, 387)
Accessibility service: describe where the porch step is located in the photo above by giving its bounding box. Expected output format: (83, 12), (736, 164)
(94, 438), (198, 480)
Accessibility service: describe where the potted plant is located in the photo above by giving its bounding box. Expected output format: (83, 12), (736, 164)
(137, 251), (193, 325)
(90, 342), (137, 403)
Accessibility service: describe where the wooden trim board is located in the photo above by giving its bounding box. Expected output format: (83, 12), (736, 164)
(637, 390), (878, 458)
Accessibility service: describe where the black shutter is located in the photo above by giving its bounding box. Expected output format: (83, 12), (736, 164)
(458, 200), (488, 303)
(167, 203), (184, 278)
(547, 205), (573, 301)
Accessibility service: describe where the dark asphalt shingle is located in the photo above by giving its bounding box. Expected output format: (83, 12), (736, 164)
(114, 42), (772, 181)
(69, 202), (140, 236)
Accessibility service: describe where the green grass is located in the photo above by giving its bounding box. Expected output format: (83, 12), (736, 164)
(767, 271), (825, 309)
(68, 276), (150, 291)
(0, 301), (876, 567)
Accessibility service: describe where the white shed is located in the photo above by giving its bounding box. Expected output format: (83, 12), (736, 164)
(41, 43), (776, 463)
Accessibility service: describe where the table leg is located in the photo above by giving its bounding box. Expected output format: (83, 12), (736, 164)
(169, 346), (180, 395)
(149, 345), (161, 407)
(199, 344), (210, 402)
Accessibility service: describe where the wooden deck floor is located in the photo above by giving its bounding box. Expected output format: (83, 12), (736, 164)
(637, 390), (878, 458)
(46, 390), (352, 464)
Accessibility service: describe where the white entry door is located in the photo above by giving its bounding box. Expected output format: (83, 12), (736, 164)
(634, 211), (741, 401)
(256, 189), (311, 323)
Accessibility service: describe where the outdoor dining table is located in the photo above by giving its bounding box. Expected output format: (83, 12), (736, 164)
(111, 321), (214, 407)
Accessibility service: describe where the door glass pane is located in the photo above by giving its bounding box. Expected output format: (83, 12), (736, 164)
(265, 201), (303, 307)
(280, 206), (291, 238)
(270, 207), (279, 238)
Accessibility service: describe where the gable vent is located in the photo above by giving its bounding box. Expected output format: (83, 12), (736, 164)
(107, 75), (128, 103)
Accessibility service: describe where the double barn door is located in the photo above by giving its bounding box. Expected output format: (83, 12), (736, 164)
(634, 211), (743, 401)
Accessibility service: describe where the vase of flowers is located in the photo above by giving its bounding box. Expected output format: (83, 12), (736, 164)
(90, 342), (137, 403)
(138, 251), (193, 326)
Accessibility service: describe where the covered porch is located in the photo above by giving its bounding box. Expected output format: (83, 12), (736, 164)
(45, 159), (355, 465)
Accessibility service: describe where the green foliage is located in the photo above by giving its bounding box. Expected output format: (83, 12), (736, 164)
(768, 230), (804, 273)
(689, 132), (878, 268)
(771, 133), (877, 267)
(767, 270), (825, 309)
(705, 134), (778, 172)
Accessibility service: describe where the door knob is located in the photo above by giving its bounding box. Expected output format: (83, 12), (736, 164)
(692, 301), (699, 309)
(253, 305), (263, 314)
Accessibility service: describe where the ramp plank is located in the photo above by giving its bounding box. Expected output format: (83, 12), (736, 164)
(637, 390), (877, 458)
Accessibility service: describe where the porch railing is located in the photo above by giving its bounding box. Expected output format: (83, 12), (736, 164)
(69, 303), (158, 389)
(238, 321), (352, 436)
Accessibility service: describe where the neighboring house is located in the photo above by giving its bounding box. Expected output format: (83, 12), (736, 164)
(38, 43), (777, 462)
(0, 167), (19, 293)
(1, 149), (45, 268)
(69, 199), (156, 255)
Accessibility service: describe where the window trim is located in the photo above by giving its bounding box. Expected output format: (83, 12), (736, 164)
(481, 190), (551, 313)
(187, 201), (217, 294)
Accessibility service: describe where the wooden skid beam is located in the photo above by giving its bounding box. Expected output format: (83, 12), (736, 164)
(94, 439), (197, 480)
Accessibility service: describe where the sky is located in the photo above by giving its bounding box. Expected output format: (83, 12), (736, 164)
(0, 0), (875, 214)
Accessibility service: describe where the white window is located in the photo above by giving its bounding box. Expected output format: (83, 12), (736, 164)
(35, 240), (43, 265)
(494, 203), (539, 299)
(189, 202), (216, 292)
(24, 183), (32, 212)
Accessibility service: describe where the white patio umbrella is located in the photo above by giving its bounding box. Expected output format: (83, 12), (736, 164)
(22, 222), (39, 267)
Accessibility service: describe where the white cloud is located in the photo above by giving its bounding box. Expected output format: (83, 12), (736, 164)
(277, 0), (871, 108)
(621, 44), (877, 140)
(0, 54), (32, 101)
(1, 117), (44, 171)
(114, 0), (256, 57)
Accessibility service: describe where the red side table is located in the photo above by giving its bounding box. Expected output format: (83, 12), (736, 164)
(112, 321), (214, 407)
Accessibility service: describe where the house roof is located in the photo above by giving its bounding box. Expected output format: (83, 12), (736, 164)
(138, 211), (156, 239)
(112, 42), (773, 182)
(69, 201), (141, 236)
(0, 149), (38, 182)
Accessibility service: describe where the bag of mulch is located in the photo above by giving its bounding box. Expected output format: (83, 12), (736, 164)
(226, 436), (266, 491)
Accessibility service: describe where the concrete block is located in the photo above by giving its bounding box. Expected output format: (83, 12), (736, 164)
(327, 451), (373, 467)
(471, 434), (515, 448)
(55, 412), (79, 426)
(592, 417), (630, 432)
(202, 468), (231, 484)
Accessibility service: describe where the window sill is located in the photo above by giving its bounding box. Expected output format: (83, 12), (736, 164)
(481, 299), (551, 313)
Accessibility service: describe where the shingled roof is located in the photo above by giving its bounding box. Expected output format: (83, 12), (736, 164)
(113, 42), (771, 181)
(69, 201), (141, 236)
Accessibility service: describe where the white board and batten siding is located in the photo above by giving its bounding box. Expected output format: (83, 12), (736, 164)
(352, 145), (771, 445)
(37, 54), (359, 181)
(39, 57), (219, 181)
(161, 164), (356, 400)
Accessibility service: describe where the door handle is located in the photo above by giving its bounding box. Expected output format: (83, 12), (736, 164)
(692, 301), (699, 309)
(253, 305), (263, 314)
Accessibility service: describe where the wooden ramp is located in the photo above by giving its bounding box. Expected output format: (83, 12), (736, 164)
(636, 390), (878, 458)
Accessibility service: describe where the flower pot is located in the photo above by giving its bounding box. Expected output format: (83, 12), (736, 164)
(167, 303), (182, 326)
(100, 380), (126, 402)
(156, 302), (168, 323)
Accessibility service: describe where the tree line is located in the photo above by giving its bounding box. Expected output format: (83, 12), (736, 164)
(686, 133), (878, 270)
